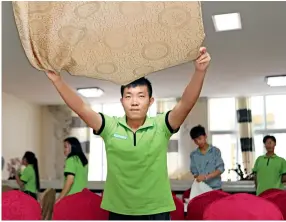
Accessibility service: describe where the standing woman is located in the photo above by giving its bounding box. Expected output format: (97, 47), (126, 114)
(14, 151), (40, 200)
(56, 137), (88, 202)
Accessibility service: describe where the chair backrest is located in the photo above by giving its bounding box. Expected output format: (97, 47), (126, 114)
(170, 195), (185, 220)
(41, 188), (56, 220)
(182, 188), (191, 201)
(53, 190), (96, 220)
(81, 188), (109, 220)
(186, 190), (230, 220)
(53, 189), (109, 220)
(2, 190), (42, 220)
(264, 191), (286, 219)
(2, 185), (14, 193)
(258, 188), (283, 198)
(203, 193), (284, 220)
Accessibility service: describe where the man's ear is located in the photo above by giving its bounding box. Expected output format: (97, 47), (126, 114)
(149, 97), (154, 107)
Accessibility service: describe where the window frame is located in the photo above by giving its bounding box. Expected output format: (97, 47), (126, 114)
(207, 97), (240, 181)
(252, 95), (286, 158)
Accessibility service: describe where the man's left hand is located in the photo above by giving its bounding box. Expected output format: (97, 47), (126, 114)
(194, 47), (211, 72)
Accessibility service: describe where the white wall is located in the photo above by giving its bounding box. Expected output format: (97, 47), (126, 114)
(2, 92), (42, 179)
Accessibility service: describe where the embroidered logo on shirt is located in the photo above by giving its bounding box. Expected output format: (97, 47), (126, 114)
(113, 133), (127, 139)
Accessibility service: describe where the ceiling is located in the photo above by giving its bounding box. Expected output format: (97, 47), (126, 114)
(2, 1), (286, 105)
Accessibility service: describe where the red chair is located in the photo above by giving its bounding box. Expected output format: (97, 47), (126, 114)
(53, 189), (108, 220)
(186, 190), (230, 220)
(170, 195), (185, 220)
(258, 188), (283, 198)
(2, 190), (41, 220)
(82, 189), (109, 220)
(182, 189), (191, 202)
(203, 193), (284, 220)
(263, 191), (286, 219)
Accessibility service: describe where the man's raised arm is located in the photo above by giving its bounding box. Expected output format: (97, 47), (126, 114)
(168, 47), (211, 130)
(46, 71), (102, 132)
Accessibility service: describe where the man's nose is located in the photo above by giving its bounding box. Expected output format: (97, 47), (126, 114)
(131, 98), (139, 106)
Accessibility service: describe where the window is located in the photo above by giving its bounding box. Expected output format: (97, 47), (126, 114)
(212, 134), (238, 181)
(208, 98), (238, 181)
(254, 134), (264, 160)
(272, 133), (286, 158)
(209, 98), (236, 131)
(88, 104), (104, 181)
(250, 96), (265, 130)
(265, 95), (286, 129)
(251, 95), (286, 160)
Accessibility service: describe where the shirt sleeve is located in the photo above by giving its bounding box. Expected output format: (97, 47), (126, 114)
(190, 153), (199, 176)
(280, 158), (286, 175)
(20, 167), (31, 183)
(253, 157), (260, 173)
(155, 111), (180, 139)
(64, 157), (76, 176)
(214, 148), (225, 173)
(93, 113), (117, 140)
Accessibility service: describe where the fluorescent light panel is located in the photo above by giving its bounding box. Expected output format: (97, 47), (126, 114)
(266, 76), (286, 87)
(77, 87), (104, 98)
(212, 12), (242, 32)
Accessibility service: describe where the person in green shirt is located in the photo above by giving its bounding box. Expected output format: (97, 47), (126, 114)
(253, 135), (286, 195)
(56, 137), (88, 202)
(14, 151), (40, 200)
(45, 47), (211, 220)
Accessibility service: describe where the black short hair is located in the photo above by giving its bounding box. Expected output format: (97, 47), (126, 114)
(120, 77), (153, 98)
(190, 125), (206, 139)
(263, 135), (276, 144)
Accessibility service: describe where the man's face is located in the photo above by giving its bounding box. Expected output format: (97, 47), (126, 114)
(193, 135), (207, 148)
(120, 85), (154, 120)
(265, 139), (276, 152)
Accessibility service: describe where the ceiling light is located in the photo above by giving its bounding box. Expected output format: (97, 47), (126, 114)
(266, 75), (286, 87)
(77, 87), (104, 98)
(212, 12), (242, 32)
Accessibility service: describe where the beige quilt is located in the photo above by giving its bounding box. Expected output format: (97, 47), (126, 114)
(13, 1), (205, 85)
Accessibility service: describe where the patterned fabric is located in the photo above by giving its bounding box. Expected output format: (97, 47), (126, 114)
(186, 190), (229, 220)
(2, 190), (41, 220)
(236, 97), (254, 174)
(203, 193), (284, 220)
(12, 2), (204, 84)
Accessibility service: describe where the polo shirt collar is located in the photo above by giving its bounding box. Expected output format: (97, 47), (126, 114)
(196, 145), (213, 154)
(118, 115), (154, 131)
(263, 154), (277, 159)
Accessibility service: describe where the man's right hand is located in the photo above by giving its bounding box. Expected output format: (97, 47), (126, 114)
(46, 70), (61, 83)
(196, 174), (207, 182)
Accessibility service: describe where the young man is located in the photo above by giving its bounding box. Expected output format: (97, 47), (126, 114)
(253, 135), (286, 195)
(189, 125), (225, 190)
(46, 47), (211, 220)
